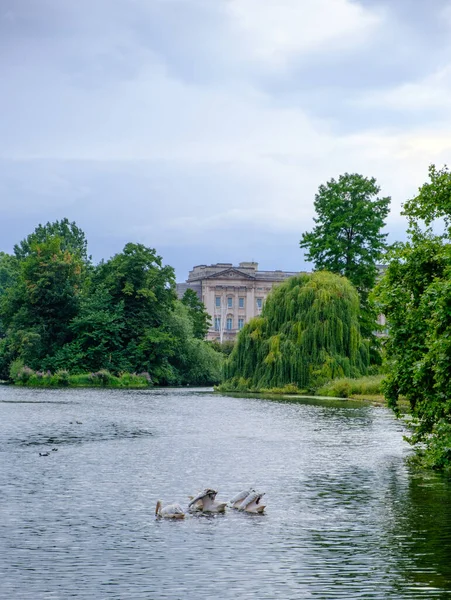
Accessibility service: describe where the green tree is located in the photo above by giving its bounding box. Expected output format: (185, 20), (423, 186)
(14, 218), (90, 264)
(0, 236), (85, 370)
(223, 272), (369, 392)
(376, 165), (451, 471)
(93, 243), (177, 378)
(165, 302), (222, 384)
(300, 173), (390, 352)
(181, 288), (211, 338)
(0, 252), (19, 336)
(48, 285), (126, 373)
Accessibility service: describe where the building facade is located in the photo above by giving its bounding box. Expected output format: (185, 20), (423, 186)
(177, 262), (302, 341)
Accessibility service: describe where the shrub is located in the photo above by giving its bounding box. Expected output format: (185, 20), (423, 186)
(55, 370), (70, 386)
(89, 369), (114, 386)
(316, 375), (385, 398)
(10, 360), (35, 384)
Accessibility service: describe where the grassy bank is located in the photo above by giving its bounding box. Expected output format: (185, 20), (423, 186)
(315, 375), (385, 399)
(216, 375), (389, 403)
(10, 366), (152, 388)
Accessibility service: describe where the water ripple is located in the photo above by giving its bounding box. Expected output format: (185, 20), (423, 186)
(1, 387), (451, 599)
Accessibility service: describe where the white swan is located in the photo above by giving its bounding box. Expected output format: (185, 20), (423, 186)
(188, 488), (227, 513)
(155, 500), (185, 519)
(233, 490), (266, 513)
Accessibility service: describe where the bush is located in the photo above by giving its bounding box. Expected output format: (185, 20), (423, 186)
(9, 360), (35, 384)
(55, 370), (70, 386)
(316, 375), (385, 398)
(88, 369), (115, 386)
(9, 359), (26, 382)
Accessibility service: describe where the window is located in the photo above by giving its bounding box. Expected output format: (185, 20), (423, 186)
(239, 297), (245, 308)
(256, 298), (263, 309)
(215, 296), (221, 308)
(238, 318), (244, 330)
(226, 317), (233, 330)
(227, 297), (233, 308)
(214, 317), (221, 331)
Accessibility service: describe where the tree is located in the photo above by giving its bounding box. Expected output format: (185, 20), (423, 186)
(48, 285), (127, 373)
(300, 173), (390, 349)
(0, 252), (19, 336)
(164, 302), (222, 384)
(223, 272), (369, 392)
(181, 288), (211, 339)
(375, 165), (451, 471)
(93, 243), (177, 377)
(14, 218), (90, 264)
(0, 236), (85, 370)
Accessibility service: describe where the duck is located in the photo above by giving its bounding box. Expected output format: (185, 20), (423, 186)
(188, 488), (227, 513)
(39, 452), (50, 457)
(155, 500), (185, 519)
(238, 490), (266, 514)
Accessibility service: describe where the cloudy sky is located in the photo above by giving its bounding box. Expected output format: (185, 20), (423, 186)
(1, 0), (451, 280)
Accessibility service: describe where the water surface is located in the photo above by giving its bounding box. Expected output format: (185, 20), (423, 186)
(1, 386), (451, 599)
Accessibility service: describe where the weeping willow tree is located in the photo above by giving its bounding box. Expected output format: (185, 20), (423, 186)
(223, 272), (369, 391)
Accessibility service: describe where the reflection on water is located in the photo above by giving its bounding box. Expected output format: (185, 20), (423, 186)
(1, 386), (451, 599)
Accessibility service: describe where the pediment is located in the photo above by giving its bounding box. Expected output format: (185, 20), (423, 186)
(205, 268), (255, 281)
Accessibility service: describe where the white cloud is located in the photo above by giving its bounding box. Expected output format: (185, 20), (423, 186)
(1, 0), (450, 273)
(226, 0), (383, 66)
(354, 64), (451, 112)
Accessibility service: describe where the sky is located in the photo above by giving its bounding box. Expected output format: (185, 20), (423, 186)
(1, 0), (451, 281)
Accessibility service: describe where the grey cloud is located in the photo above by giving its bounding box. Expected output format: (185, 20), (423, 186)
(0, 158), (316, 279)
(0, 0), (446, 277)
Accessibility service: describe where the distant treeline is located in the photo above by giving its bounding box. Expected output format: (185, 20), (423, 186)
(0, 219), (222, 386)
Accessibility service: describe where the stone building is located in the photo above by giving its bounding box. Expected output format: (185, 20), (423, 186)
(177, 262), (302, 341)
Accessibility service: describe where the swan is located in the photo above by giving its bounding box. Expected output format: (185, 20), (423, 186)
(188, 489), (227, 513)
(155, 500), (185, 519)
(235, 490), (266, 513)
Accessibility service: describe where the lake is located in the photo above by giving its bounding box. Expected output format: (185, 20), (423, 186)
(1, 386), (451, 599)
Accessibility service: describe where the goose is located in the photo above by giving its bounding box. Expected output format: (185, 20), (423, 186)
(238, 490), (266, 514)
(155, 500), (185, 519)
(188, 489), (227, 513)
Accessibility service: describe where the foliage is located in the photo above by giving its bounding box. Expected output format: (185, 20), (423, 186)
(181, 288), (211, 338)
(0, 221), (221, 387)
(375, 164), (451, 471)
(300, 173), (390, 356)
(14, 218), (90, 264)
(208, 340), (235, 356)
(316, 375), (385, 398)
(8, 365), (153, 388)
(93, 243), (177, 379)
(0, 252), (19, 348)
(0, 235), (85, 371)
(164, 302), (223, 385)
(223, 272), (369, 392)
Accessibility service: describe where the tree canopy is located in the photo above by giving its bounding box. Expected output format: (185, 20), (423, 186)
(14, 218), (90, 264)
(375, 165), (451, 470)
(223, 271), (369, 392)
(300, 173), (390, 352)
(181, 288), (211, 339)
(0, 221), (223, 385)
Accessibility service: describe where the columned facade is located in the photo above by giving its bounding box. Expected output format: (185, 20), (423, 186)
(177, 262), (301, 341)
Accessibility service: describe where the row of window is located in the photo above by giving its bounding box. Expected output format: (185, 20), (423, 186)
(214, 317), (245, 331)
(215, 296), (263, 309)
